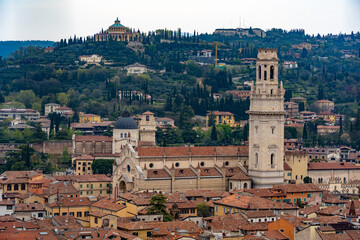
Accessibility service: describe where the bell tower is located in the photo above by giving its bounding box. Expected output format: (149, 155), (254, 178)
(248, 49), (285, 188)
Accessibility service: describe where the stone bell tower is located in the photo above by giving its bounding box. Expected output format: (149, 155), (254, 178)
(248, 49), (285, 188)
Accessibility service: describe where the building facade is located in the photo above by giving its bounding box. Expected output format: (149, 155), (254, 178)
(248, 49), (285, 188)
(94, 18), (140, 42)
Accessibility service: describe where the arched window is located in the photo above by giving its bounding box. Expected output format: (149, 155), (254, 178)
(146, 116), (149, 121)
(258, 66), (261, 79)
(128, 132), (131, 138)
(264, 71), (267, 80)
(255, 153), (259, 165)
(121, 133), (123, 138)
(270, 89), (273, 95)
(124, 133), (127, 138)
(270, 66), (274, 79)
(270, 153), (275, 167)
(243, 183), (248, 189)
(230, 182), (233, 190)
(14, 184), (19, 191)
(344, 177), (346, 183)
(127, 165), (131, 172)
(21, 184), (25, 190)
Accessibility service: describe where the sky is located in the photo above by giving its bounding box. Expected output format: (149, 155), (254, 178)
(0, 0), (360, 41)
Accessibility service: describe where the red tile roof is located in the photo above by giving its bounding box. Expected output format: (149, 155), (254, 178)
(91, 197), (126, 212)
(308, 162), (360, 170)
(206, 111), (234, 116)
(137, 146), (248, 157)
(47, 197), (92, 207)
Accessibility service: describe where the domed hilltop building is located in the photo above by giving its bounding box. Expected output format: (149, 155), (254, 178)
(94, 18), (140, 42)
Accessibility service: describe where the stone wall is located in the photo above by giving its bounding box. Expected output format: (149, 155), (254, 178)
(31, 141), (72, 154)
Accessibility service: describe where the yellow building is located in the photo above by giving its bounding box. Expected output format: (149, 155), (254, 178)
(79, 113), (101, 123)
(284, 150), (308, 184)
(318, 111), (336, 124)
(55, 174), (112, 198)
(72, 154), (95, 175)
(46, 197), (93, 227)
(206, 111), (235, 127)
(0, 171), (43, 194)
(46, 196), (138, 228)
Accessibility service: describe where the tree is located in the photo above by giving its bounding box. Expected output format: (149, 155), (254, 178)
(303, 123), (308, 139)
(61, 146), (71, 165)
(317, 85), (325, 100)
(16, 90), (38, 108)
(303, 176), (312, 183)
(147, 194), (173, 222)
(207, 113), (216, 127)
(91, 159), (114, 175)
(57, 92), (70, 106)
(242, 123), (249, 141)
(284, 89), (293, 102)
(211, 126), (218, 141)
(197, 203), (212, 217)
(301, 48), (308, 58)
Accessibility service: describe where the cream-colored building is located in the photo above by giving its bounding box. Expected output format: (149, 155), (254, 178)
(112, 144), (249, 194)
(125, 63), (148, 75)
(73, 154), (94, 175)
(248, 49), (285, 188)
(79, 55), (103, 64)
(139, 111), (156, 145)
(44, 103), (60, 116)
(308, 162), (360, 184)
(95, 18), (140, 42)
(284, 150), (308, 184)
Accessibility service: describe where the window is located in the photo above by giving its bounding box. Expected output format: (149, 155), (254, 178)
(175, 162), (180, 167)
(100, 184), (102, 188)
(21, 183), (26, 190)
(54, 213), (59, 216)
(191, 209), (196, 214)
(132, 232), (138, 236)
(70, 212), (74, 216)
(200, 162), (204, 167)
(14, 184), (19, 191)
(87, 184), (89, 188)
(147, 232), (151, 238)
(307, 194), (311, 198)
(304, 198), (306, 202)
(225, 161), (229, 166)
(121, 133), (123, 138)
(216, 205), (218, 212)
(84, 211), (89, 217)
(271, 154), (275, 167)
(127, 165), (131, 172)
(91, 184), (93, 189)
(80, 184), (82, 188)
(6, 205), (12, 210)
(270, 89), (273, 95)
(124, 133), (127, 138)
(62, 212), (67, 216)
(100, 190), (102, 194)
(258, 66), (261, 79)
(38, 213), (43, 218)
(7, 184), (11, 191)
(264, 70), (267, 80)
(146, 116), (149, 121)
(95, 217), (98, 224)
(270, 66), (274, 79)
(255, 153), (259, 165)
(77, 212), (82, 217)
(243, 183), (248, 189)
(80, 191), (83, 195)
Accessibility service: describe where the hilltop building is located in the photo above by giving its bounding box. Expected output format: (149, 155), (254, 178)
(248, 49), (285, 188)
(94, 18), (140, 42)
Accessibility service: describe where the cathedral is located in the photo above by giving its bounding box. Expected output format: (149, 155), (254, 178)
(74, 49), (286, 193)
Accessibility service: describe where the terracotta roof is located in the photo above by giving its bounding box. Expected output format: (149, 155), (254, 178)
(175, 168), (197, 178)
(0, 230), (57, 240)
(74, 135), (112, 142)
(244, 210), (276, 218)
(262, 230), (289, 240)
(317, 206), (345, 216)
(0, 170), (42, 184)
(91, 197), (126, 211)
(52, 215), (83, 228)
(299, 205), (321, 216)
(61, 228), (138, 240)
(15, 203), (44, 212)
(183, 190), (228, 199)
(278, 183), (323, 193)
(74, 154), (95, 160)
(229, 171), (251, 181)
(308, 162), (360, 170)
(47, 197), (92, 207)
(0, 200), (15, 206)
(55, 174), (111, 182)
(89, 211), (111, 217)
(204, 214), (267, 232)
(200, 167), (222, 177)
(42, 181), (78, 196)
(214, 193), (297, 210)
(142, 111), (154, 115)
(284, 162), (292, 170)
(244, 188), (286, 198)
(206, 111), (234, 116)
(147, 169), (171, 179)
(137, 146), (248, 157)
(0, 215), (15, 222)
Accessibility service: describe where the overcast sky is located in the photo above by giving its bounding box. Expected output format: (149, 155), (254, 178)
(0, 0), (359, 41)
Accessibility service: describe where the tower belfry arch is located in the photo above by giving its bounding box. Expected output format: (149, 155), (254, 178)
(248, 49), (285, 188)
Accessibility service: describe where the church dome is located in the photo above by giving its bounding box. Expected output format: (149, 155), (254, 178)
(114, 111), (138, 129)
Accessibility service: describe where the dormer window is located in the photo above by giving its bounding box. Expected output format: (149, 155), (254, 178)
(204, 169), (209, 173)
(179, 170), (184, 174)
(153, 171), (158, 175)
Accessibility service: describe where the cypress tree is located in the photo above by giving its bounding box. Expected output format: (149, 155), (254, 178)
(211, 126), (218, 141)
(303, 123), (308, 139)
